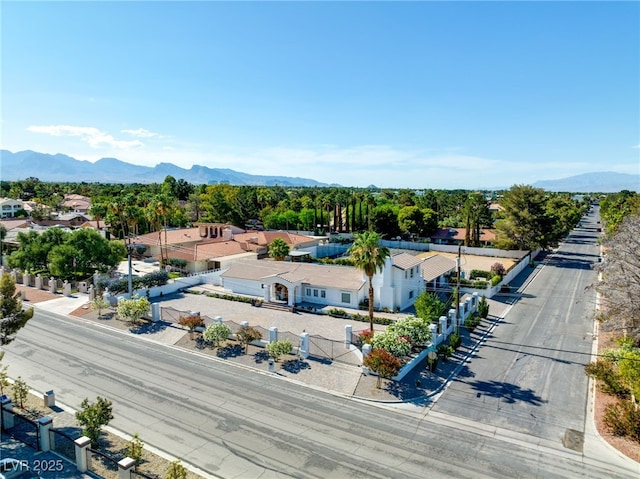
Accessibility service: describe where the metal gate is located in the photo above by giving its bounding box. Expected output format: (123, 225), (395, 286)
(308, 335), (360, 365)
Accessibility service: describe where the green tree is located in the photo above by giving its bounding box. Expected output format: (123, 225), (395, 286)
(370, 204), (401, 239)
(413, 291), (447, 323)
(76, 396), (114, 448)
(398, 206), (424, 237)
(363, 349), (402, 388)
(268, 238), (290, 261)
(236, 325), (263, 353)
(349, 232), (390, 333)
(117, 295), (150, 324)
(91, 297), (111, 319)
(12, 376), (29, 408)
(0, 273), (34, 345)
(266, 339), (292, 362)
(166, 460), (187, 479)
(494, 185), (554, 251)
(202, 323), (231, 349)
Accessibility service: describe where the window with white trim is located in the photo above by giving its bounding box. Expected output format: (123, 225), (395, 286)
(341, 292), (351, 304)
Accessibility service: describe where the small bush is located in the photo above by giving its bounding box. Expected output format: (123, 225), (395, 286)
(603, 401), (640, 442)
(478, 296), (489, 318)
(126, 433), (144, 465)
(267, 339), (293, 362)
(358, 329), (374, 344)
(328, 308), (348, 317)
(178, 315), (204, 332)
(490, 262), (506, 277)
(584, 360), (629, 397)
(437, 344), (454, 359)
(470, 269), (492, 279)
(464, 314), (482, 332)
(449, 332), (462, 349)
(491, 275), (502, 287)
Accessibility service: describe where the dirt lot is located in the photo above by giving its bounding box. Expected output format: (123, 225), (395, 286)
(416, 251), (519, 276)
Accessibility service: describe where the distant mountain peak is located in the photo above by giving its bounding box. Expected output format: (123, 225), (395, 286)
(0, 149), (332, 187)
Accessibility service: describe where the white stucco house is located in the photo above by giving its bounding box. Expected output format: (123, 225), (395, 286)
(0, 198), (24, 218)
(219, 251), (431, 312)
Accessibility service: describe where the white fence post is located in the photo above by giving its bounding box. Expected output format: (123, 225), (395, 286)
(74, 436), (91, 473)
(38, 416), (53, 451)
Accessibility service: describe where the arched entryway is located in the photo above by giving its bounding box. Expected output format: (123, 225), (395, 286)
(274, 283), (288, 303)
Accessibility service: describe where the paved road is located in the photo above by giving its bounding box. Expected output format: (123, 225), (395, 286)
(2, 312), (636, 477)
(432, 208), (601, 444)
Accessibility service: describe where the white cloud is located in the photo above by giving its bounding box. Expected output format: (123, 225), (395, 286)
(633, 144), (640, 149)
(27, 125), (143, 149)
(121, 128), (160, 138)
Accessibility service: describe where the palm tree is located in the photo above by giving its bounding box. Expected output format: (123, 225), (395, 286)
(348, 231), (390, 333)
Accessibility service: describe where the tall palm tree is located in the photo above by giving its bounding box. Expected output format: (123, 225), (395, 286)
(348, 231), (390, 333)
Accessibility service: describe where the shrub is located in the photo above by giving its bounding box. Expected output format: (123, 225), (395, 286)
(178, 315), (205, 332)
(478, 296), (489, 318)
(328, 308), (348, 317)
(470, 269), (492, 279)
(464, 314), (482, 332)
(490, 262), (506, 277)
(12, 376), (29, 408)
(166, 460), (187, 479)
(236, 325), (263, 352)
(449, 331), (462, 349)
(386, 315), (432, 345)
(437, 344), (454, 359)
(266, 339), (293, 362)
(491, 275), (503, 287)
(76, 396), (114, 448)
(584, 360), (629, 397)
(203, 323), (231, 349)
(363, 348), (403, 388)
(126, 433), (144, 465)
(358, 329), (374, 344)
(603, 400), (640, 442)
(371, 331), (412, 358)
(168, 258), (187, 269)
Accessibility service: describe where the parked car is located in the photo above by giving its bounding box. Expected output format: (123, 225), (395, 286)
(0, 459), (40, 479)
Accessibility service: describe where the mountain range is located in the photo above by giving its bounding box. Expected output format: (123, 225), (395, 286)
(0, 150), (331, 187)
(1, 149), (638, 192)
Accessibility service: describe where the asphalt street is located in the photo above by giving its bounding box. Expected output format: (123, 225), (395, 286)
(431, 210), (601, 444)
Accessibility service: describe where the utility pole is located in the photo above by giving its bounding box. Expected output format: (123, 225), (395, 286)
(127, 237), (134, 298)
(455, 243), (461, 333)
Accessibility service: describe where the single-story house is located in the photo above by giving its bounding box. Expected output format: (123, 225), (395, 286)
(132, 224), (320, 273)
(62, 194), (91, 213)
(430, 228), (496, 247)
(219, 251), (428, 312)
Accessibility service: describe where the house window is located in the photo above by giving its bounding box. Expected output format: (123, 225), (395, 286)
(341, 292), (351, 304)
(410, 268), (414, 278)
(306, 288), (311, 296)
(320, 290), (326, 298)
(405, 271), (407, 279)
(314, 289), (318, 297)
(409, 290), (414, 299)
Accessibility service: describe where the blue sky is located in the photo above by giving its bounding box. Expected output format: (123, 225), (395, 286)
(2, 1), (638, 189)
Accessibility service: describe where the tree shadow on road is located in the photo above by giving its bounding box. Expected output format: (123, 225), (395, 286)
(464, 379), (547, 405)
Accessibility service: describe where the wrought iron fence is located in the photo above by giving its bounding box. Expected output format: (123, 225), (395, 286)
(49, 428), (78, 461)
(87, 447), (119, 479)
(3, 410), (40, 450)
